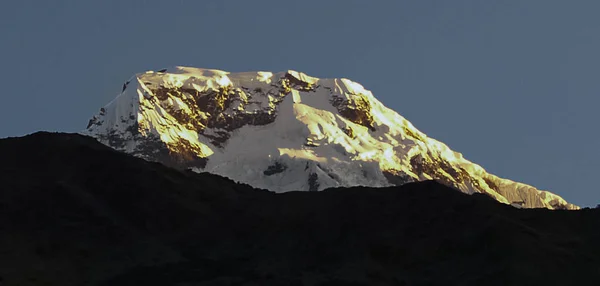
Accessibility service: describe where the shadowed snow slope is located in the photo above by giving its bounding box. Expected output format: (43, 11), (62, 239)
(84, 66), (576, 210)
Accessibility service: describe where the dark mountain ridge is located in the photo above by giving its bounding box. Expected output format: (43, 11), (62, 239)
(0, 132), (599, 285)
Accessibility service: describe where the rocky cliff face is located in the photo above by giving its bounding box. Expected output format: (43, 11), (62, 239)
(83, 66), (577, 210)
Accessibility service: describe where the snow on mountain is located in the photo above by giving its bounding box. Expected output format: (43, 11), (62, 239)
(83, 66), (578, 210)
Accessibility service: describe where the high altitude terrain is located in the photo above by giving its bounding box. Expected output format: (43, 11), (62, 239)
(0, 132), (598, 286)
(85, 67), (575, 209)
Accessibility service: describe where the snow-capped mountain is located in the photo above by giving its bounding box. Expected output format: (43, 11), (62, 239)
(84, 66), (577, 210)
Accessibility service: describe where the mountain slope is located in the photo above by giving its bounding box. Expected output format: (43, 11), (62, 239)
(84, 66), (576, 209)
(0, 132), (598, 286)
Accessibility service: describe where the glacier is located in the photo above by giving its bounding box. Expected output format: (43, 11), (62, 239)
(83, 66), (578, 210)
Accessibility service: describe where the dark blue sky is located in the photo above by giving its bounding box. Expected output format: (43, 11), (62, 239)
(1, 1), (599, 206)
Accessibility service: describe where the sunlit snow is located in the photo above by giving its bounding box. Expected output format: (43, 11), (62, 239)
(83, 66), (578, 210)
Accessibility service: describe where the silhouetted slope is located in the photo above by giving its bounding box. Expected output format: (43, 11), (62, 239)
(0, 132), (598, 286)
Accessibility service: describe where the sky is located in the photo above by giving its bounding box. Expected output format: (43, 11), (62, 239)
(1, 1), (599, 207)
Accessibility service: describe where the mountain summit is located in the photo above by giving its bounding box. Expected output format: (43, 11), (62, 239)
(84, 66), (576, 210)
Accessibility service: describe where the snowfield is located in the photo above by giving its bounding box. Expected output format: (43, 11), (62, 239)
(83, 66), (577, 210)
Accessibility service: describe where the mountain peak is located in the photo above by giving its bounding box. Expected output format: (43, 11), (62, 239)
(83, 67), (577, 210)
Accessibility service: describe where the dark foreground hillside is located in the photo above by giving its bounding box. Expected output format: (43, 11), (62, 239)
(0, 132), (599, 286)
